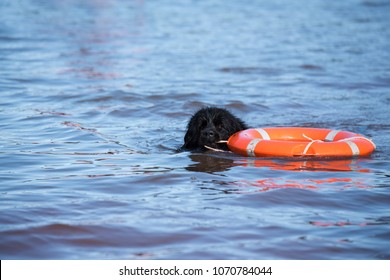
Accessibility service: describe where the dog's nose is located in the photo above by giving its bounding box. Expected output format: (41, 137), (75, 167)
(203, 129), (216, 140)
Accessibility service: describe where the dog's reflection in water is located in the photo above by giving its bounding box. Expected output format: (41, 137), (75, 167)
(186, 153), (236, 173)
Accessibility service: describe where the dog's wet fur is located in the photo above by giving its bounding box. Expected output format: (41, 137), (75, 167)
(182, 107), (248, 151)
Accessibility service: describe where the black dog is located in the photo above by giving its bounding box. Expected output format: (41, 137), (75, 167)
(182, 107), (248, 151)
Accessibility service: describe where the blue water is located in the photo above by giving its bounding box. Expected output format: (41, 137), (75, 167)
(0, 0), (389, 259)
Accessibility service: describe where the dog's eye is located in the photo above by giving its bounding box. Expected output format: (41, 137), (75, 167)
(200, 120), (207, 129)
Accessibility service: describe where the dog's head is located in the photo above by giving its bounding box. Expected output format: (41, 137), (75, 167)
(182, 107), (247, 151)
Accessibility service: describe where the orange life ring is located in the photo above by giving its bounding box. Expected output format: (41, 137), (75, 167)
(227, 127), (376, 158)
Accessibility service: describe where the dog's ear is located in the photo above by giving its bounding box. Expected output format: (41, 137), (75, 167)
(234, 117), (248, 131)
(183, 130), (194, 149)
(182, 118), (199, 149)
(222, 114), (248, 134)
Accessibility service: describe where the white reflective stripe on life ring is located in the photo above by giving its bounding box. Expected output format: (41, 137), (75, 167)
(325, 130), (340, 142)
(255, 128), (270, 140)
(345, 140), (360, 156)
(246, 139), (262, 157)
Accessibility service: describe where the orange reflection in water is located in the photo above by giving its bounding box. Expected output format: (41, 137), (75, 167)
(235, 177), (370, 192)
(310, 221), (368, 227)
(240, 158), (370, 173)
(234, 158), (372, 192)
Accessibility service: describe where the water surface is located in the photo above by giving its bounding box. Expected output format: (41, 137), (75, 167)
(0, 0), (389, 259)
